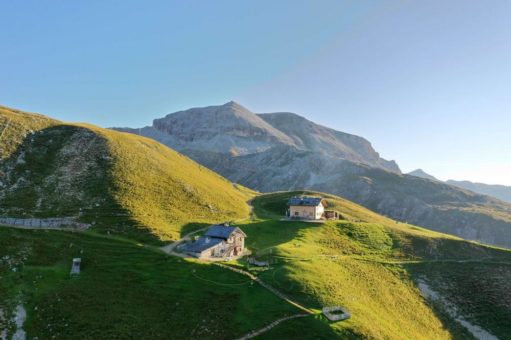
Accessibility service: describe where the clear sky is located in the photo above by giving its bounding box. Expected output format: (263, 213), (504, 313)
(1, 1), (510, 185)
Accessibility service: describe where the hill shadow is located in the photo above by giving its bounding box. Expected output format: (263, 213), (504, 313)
(0, 124), (163, 244)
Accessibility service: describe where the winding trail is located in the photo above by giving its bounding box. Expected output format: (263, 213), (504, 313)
(213, 263), (315, 315)
(158, 208), (320, 339)
(235, 314), (309, 340)
(0, 118), (11, 142)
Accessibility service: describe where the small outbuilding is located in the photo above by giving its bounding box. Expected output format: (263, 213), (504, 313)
(324, 210), (341, 220)
(70, 258), (81, 276)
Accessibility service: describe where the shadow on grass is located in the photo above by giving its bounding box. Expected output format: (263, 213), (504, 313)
(0, 124), (163, 245)
(0, 227), (323, 339)
(179, 222), (213, 238)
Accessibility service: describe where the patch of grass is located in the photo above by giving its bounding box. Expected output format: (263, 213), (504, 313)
(238, 191), (511, 339)
(0, 227), (307, 339)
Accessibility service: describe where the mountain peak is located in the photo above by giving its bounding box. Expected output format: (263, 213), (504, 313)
(408, 169), (438, 181)
(221, 100), (248, 111)
(150, 102), (295, 154)
(224, 100), (240, 106)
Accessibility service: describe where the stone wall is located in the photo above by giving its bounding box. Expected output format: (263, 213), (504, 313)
(0, 217), (90, 230)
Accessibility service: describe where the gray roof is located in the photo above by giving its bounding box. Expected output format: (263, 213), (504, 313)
(183, 237), (224, 253)
(204, 225), (246, 239)
(287, 196), (324, 207)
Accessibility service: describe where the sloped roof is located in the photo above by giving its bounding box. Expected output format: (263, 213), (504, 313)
(204, 225), (247, 239)
(183, 237), (224, 253)
(287, 196), (324, 207)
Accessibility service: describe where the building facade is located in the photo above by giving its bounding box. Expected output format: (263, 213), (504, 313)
(287, 196), (326, 220)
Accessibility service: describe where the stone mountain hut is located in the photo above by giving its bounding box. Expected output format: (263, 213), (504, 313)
(183, 224), (247, 260)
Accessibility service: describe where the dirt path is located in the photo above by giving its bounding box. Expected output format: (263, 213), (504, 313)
(418, 279), (497, 340)
(213, 263), (315, 315)
(0, 118), (11, 142)
(235, 314), (309, 340)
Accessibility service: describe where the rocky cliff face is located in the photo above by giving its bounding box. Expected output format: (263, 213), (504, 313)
(150, 101), (295, 155)
(258, 112), (400, 172)
(117, 101), (400, 172)
(113, 101), (511, 249)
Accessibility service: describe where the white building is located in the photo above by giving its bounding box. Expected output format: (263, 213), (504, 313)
(287, 196), (326, 220)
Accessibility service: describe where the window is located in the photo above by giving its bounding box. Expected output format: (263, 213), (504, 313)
(294, 211), (299, 216)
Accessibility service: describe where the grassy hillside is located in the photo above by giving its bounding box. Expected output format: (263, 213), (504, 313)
(0, 106), (252, 243)
(0, 228), (334, 339)
(1, 191), (510, 338)
(239, 191), (511, 339)
(2, 105), (510, 338)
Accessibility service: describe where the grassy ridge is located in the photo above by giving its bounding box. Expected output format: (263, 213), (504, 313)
(0, 107), (252, 243)
(0, 105), (58, 160)
(237, 191), (511, 338)
(98, 127), (252, 241)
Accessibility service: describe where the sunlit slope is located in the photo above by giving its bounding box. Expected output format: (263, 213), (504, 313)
(0, 105), (59, 160)
(243, 191), (511, 339)
(0, 106), (252, 242)
(97, 126), (253, 240)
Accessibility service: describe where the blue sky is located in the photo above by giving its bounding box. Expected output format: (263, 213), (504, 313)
(1, 1), (510, 185)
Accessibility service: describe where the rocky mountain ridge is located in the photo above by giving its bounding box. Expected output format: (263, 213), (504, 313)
(114, 101), (511, 248)
(446, 180), (511, 203)
(116, 101), (400, 172)
(408, 169), (511, 204)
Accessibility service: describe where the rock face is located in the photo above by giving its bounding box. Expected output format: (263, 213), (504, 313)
(257, 112), (400, 172)
(117, 101), (400, 172)
(151, 101), (296, 155)
(114, 101), (511, 249)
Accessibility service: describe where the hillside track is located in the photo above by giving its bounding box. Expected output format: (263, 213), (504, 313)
(235, 314), (309, 340)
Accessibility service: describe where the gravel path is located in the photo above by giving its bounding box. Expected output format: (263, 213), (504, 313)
(235, 314), (309, 340)
(213, 263), (315, 315)
(418, 279), (497, 340)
